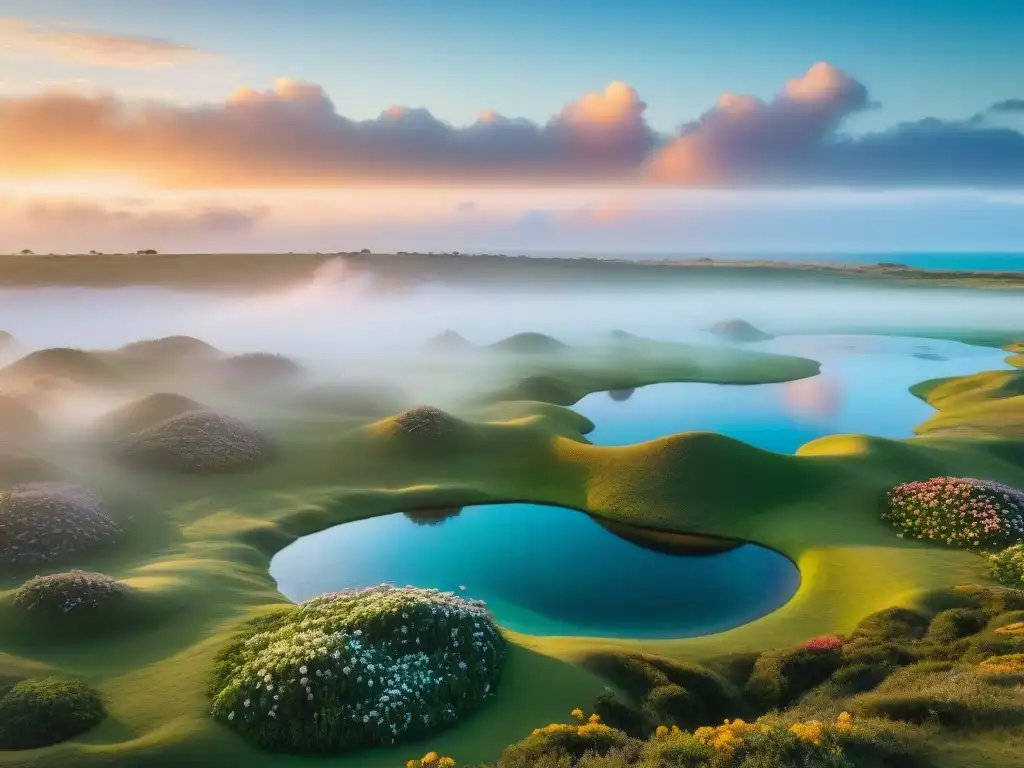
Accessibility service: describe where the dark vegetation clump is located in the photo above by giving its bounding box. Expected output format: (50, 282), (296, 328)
(710, 318), (774, 342)
(118, 411), (273, 474)
(404, 506), (463, 526)
(0, 394), (42, 444)
(608, 388), (635, 402)
(0, 676), (105, 750)
(392, 406), (460, 438)
(0, 347), (122, 388)
(12, 570), (131, 616)
(95, 392), (208, 440)
(0, 483), (121, 568)
(490, 332), (569, 354)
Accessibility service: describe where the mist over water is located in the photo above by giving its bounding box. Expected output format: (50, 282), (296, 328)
(3, 262), (1023, 374)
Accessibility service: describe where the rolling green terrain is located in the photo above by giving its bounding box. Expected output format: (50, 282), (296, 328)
(0, 328), (1021, 767)
(2, 251), (1024, 292)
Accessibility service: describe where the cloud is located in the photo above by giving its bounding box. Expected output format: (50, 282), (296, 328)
(990, 98), (1024, 113)
(0, 64), (1021, 188)
(0, 198), (265, 251)
(0, 17), (214, 68)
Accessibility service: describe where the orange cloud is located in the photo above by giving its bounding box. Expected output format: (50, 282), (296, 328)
(0, 17), (215, 68)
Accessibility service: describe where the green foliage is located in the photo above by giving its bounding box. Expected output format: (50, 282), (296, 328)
(0, 676), (105, 750)
(12, 570), (131, 617)
(851, 607), (930, 643)
(925, 608), (988, 644)
(496, 718), (631, 765)
(744, 648), (842, 711)
(209, 586), (505, 754)
(987, 543), (1024, 587)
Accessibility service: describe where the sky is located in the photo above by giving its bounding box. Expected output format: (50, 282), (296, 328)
(0, 0), (1022, 254)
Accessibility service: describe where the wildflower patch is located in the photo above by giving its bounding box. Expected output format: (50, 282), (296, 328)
(209, 585), (505, 754)
(883, 477), (1024, 549)
(12, 570), (131, 616)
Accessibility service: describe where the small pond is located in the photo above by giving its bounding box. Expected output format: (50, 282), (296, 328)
(271, 503), (800, 639)
(574, 335), (1012, 451)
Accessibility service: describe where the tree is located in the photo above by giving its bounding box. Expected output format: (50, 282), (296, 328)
(19, 249), (33, 255)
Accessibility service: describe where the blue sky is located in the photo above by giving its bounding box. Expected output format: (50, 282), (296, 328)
(3, 0), (1022, 130)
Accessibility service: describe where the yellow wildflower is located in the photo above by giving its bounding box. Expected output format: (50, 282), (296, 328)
(421, 753), (440, 768)
(437, 758), (456, 768)
(836, 712), (853, 732)
(790, 720), (824, 745)
(978, 653), (1024, 674)
(655, 725), (670, 741)
(995, 622), (1024, 636)
(589, 713), (601, 724)
(407, 762), (417, 768)
(571, 708), (585, 721)
(694, 726), (716, 744)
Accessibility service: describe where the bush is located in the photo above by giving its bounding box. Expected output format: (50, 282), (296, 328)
(925, 608), (988, 644)
(0, 483), (121, 567)
(850, 607), (930, 642)
(209, 585), (505, 754)
(497, 713), (630, 764)
(988, 543), (1024, 587)
(592, 692), (651, 737)
(0, 676), (105, 749)
(745, 647), (842, 712)
(12, 570), (131, 616)
(118, 411), (273, 474)
(803, 635), (844, 653)
(607, 388), (635, 402)
(393, 406), (460, 438)
(404, 507), (463, 526)
(883, 477), (1024, 549)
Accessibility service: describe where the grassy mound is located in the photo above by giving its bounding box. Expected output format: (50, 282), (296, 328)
(424, 330), (473, 353)
(216, 353), (304, 388)
(489, 332), (568, 354)
(94, 392), (208, 439)
(710, 318), (774, 342)
(0, 482), (121, 568)
(390, 406), (464, 439)
(0, 347), (123, 387)
(296, 381), (407, 418)
(209, 585), (505, 755)
(0, 393), (41, 443)
(608, 387), (636, 401)
(11, 570), (132, 617)
(115, 335), (223, 361)
(118, 411), (273, 474)
(883, 477), (1024, 549)
(404, 507), (463, 526)
(0, 676), (105, 750)
(500, 375), (576, 405)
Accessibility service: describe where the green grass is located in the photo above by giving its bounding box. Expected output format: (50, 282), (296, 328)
(0, 330), (1021, 766)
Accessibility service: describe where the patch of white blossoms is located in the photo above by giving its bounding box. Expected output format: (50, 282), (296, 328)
(210, 585), (505, 754)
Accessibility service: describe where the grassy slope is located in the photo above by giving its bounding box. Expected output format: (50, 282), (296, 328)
(0, 335), (1022, 766)
(2, 251), (1024, 292)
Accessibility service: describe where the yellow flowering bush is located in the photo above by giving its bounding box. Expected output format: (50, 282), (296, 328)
(498, 711), (629, 762)
(406, 753), (455, 768)
(978, 653), (1024, 675)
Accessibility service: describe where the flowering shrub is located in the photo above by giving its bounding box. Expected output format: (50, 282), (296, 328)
(118, 411), (273, 474)
(0, 676), (105, 750)
(12, 570), (131, 616)
(802, 635), (844, 653)
(988, 543), (1024, 586)
(209, 585), (505, 754)
(883, 477), (1024, 549)
(0, 483), (121, 567)
(501, 712), (630, 762)
(406, 751), (456, 767)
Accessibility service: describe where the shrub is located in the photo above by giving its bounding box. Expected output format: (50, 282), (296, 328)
(925, 608), (988, 644)
(407, 752), (457, 768)
(745, 647), (842, 712)
(988, 543), (1024, 587)
(592, 692), (651, 737)
(850, 607), (929, 642)
(0, 676), (105, 749)
(12, 570), (131, 616)
(209, 585), (505, 754)
(883, 477), (1024, 549)
(393, 406), (460, 438)
(404, 507), (463, 526)
(0, 483), (121, 567)
(607, 388), (635, 402)
(118, 411), (273, 474)
(497, 713), (630, 764)
(803, 635), (844, 653)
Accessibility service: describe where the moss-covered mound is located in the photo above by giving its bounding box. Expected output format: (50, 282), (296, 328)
(424, 330), (473, 353)
(209, 585), (505, 755)
(11, 570), (132, 617)
(0, 482), (121, 568)
(710, 319), (774, 342)
(404, 507), (463, 526)
(0, 676), (105, 750)
(296, 381), (407, 418)
(118, 411), (273, 474)
(502, 375), (576, 404)
(115, 335), (223, 361)
(608, 387), (636, 401)
(883, 477), (1024, 549)
(0, 347), (123, 387)
(391, 406), (462, 439)
(489, 332), (568, 354)
(216, 353), (304, 388)
(95, 392), (208, 440)
(0, 393), (41, 444)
